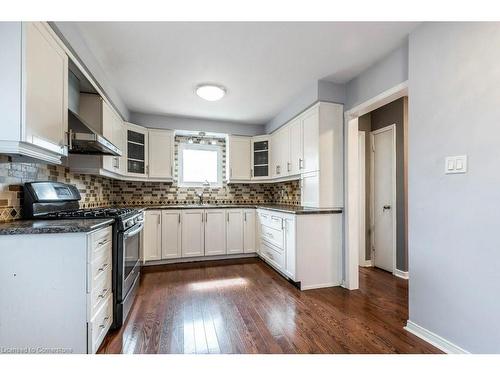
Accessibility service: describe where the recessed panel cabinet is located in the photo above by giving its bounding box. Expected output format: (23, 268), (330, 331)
(227, 136), (251, 181)
(161, 210), (182, 259)
(226, 210), (244, 254)
(143, 210), (162, 262)
(243, 209), (256, 253)
(148, 129), (173, 179)
(181, 210), (205, 257)
(205, 210), (227, 256)
(0, 22), (68, 163)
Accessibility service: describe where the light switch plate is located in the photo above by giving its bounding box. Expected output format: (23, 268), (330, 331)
(445, 155), (467, 174)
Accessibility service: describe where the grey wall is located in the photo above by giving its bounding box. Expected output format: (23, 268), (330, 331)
(345, 41), (408, 111)
(370, 97), (406, 271)
(51, 22), (130, 121)
(129, 112), (265, 136)
(408, 22), (500, 353)
(265, 80), (345, 134)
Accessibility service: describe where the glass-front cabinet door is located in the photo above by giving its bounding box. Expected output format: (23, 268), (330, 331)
(251, 136), (269, 179)
(125, 123), (148, 176)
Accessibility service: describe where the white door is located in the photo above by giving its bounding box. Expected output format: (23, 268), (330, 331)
(162, 210), (181, 259)
(143, 210), (162, 262)
(243, 209), (256, 253)
(371, 125), (396, 273)
(301, 106), (319, 173)
(205, 210), (227, 256)
(148, 129), (173, 179)
(288, 118), (303, 175)
(228, 136), (251, 180)
(226, 210), (244, 254)
(181, 210), (205, 257)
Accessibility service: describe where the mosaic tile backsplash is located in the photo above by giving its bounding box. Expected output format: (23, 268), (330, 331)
(0, 134), (301, 222)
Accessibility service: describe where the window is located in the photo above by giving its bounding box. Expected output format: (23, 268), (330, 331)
(178, 143), (222, 187)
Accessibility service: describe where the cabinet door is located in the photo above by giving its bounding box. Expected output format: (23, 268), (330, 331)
(270, 132), (280, 178)
(251, 138), (269, 179)
(24, 22), (68, 156)
(181, 210), (205, 257)
(288, 118), (303, 175)
(228, 136), (251, 180)
(284, 217), (296, 279)
(243, 209), (256, 253)
(302, 106), (320, 173)
(143, 210), (162, 262)
(226, 210), (243, 254)
(162, 210), (181, 259)
(280, 126), (291, 176)
(103, 104), (124, 173)
(148, 129), (173, 179)
(205, 210), (227, 256)
(126, 123), (148, 177)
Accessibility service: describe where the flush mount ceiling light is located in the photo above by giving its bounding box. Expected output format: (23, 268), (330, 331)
(196, 84), (226, 101)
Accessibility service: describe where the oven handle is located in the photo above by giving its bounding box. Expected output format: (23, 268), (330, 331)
(124, 223), (144, 239)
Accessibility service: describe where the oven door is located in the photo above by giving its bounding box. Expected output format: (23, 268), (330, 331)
(122, 221), (143, 297)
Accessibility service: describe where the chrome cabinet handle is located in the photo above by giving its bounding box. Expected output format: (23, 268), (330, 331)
(178, 213), (181, 224)
(97, 239), (110, 247)
(99, 316), (110, 329)
(287, 162), (291, 172)
(98, 263), (108, 272)
(98, 288), (109, 299)
(299, 158), (304, 169)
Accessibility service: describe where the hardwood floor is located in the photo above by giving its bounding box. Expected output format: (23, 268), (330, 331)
(98, 258), (441, 354)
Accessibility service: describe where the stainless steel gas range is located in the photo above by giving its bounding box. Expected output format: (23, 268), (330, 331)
(23, 181), (143, 329)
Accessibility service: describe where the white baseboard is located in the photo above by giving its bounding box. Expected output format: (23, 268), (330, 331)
(394, 269), (409, 279)
(359, 260), (373, 267)
(405, 320), (469, 354)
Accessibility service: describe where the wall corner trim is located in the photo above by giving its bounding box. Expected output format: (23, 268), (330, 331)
(404, 320), (470, 354)
(394, 269), (409, 279)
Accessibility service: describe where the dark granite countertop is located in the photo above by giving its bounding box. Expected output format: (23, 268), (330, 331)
(0, 218), (114, 235)
(133, 204), (343, 215)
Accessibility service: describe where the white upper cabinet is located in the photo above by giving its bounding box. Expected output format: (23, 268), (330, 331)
(227, 136), (251, 181)
(204, 210), (227, 256)
(226, 209), (244, 254)
(301, 105), (320, 174)
(125, 122), (149, 178)
(271, 126), (289, 178)
(288, 118), (303, 176)
(0, 22), (68, 163)
(148, 129), (173, 180)
(251, 136), (270, 179)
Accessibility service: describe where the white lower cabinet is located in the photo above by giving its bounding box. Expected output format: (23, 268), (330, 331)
(226, 209), (244, 254)
(243, 209), (256, 253)
(161, 210), (182, 259)
(205, 210), (227, 256)
(143, 210), (162, 262)
(142, 208), (256, 262)
(256, 208), (342, 290)
(0, 225), (113, 353)
(181, 210), (205, 257)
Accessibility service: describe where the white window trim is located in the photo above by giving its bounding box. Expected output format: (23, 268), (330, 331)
(178, 142), (223, 188)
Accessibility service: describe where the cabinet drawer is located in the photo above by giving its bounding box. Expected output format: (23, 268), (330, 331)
(88, 293), (113, 354)
(89, 227), (112, 263)
(260, 241), (285, 271)
(258, 210), (284, 231)
(88, 249), (111, 292)
(89, 266), (112, 320)
(260, 224), (284, 249)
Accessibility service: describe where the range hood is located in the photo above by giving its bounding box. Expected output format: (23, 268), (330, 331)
(66, 70), (121, 157)
(68, 109), (122, 156)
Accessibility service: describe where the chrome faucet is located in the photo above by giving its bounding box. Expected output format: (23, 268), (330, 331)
(195, 191), (204, 204)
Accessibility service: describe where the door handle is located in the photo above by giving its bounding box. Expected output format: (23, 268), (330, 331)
(383, 205), (391, 211)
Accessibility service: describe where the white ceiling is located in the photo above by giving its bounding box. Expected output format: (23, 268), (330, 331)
(72, 22), (418, 124)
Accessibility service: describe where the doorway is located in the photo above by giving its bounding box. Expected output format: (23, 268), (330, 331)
(344, 82), (408, 290)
